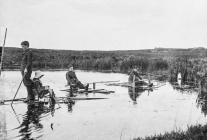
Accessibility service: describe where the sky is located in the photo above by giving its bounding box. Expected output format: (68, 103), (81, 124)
(0, 0), (207, 50)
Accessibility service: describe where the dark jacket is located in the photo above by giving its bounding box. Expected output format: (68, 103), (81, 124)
(21, 49), (32, 73)
(21, 49), (33, 86)
(66, 71), (78, 85)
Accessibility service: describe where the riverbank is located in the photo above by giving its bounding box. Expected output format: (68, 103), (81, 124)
(135, 124), (207, 140)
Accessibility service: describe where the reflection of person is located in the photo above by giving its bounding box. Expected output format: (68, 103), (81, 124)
(32, 71), (55, 102)
(20, 41), (33, 102)
(66, 65), (89, 90)
(128, 87), (144, 104)
(197, 78), (207, 116)
(67, 100), (75, 112)
(19, 103), (54, 140)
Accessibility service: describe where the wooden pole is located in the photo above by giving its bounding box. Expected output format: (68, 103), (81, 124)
(0, 28), (7, 76)
(11, 74), (25, 104)
(93, 83), (96, 89)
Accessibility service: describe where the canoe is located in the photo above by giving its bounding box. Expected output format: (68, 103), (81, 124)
(106, 82), (154, 89)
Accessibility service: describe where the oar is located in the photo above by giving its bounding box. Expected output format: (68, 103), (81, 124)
(11, 75), (25, 104)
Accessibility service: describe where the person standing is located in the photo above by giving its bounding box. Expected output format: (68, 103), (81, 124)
(21, 41), (33, 102)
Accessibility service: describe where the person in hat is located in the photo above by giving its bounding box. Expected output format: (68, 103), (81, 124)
(20, 41), (33, 102)
(128, 66), (151, 87)
(128, 66), (142, 83)
(32, 71), (55, 101)
(66, 65), (89, 90)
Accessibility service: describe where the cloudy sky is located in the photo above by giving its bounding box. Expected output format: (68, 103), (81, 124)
(0, 0), (207, 50)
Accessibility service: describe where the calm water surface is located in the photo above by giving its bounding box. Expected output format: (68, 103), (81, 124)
(0, 71), (206, 140)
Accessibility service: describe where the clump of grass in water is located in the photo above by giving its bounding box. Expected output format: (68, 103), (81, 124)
(134, 124), (207, 140)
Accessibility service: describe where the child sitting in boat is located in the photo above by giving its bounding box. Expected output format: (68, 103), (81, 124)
(32, 71), (56, 102)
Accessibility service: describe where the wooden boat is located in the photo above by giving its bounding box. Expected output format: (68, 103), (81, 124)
(60, 88), (115, 94)
(0, 96), (108, 105)
(106, 80), (166, 90)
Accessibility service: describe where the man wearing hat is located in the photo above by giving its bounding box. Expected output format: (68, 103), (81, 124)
(66, 65), (89, 90)
(32, 70), (55, 101)
(20, 41), (33, 102)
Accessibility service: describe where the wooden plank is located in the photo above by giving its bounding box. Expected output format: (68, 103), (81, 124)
(65, 80), (120, 87)
(60, 88), (105, 92)
(0, 96), (109, 105)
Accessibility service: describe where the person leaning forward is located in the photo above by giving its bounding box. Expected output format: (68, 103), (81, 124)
(66, 65), (89, 90)
(20, 41), (34, 102)
(32, 71), (55, 102)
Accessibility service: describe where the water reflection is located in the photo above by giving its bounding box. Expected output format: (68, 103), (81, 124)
(15, 102), (55, 140)
(67, 100), (75, 112)
(65, 92), (76, 112)
(197, 78), (207, 116)
(170, 81), (198, 93)
(128, 87), (146, 104)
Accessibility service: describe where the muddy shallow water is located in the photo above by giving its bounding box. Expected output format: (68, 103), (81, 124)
(0, 71), (206, 140)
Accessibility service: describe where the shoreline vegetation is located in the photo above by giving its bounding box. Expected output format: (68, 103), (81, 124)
(134, 124), (207, 140)
(3, 47), (207, 81)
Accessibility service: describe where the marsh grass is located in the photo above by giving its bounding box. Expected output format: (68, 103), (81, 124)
(134, 124), (207, 140)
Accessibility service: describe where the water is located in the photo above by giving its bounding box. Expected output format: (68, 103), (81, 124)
(0, 71), (207, 140)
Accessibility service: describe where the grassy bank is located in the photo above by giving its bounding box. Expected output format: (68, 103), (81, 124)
(2, 47), (207, 82)
(135, 124), (207, 140)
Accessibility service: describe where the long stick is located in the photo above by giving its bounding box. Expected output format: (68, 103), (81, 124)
(87, 80), (120, 84)
(11, 75), (25, 104)
(0, 28), (7, 76)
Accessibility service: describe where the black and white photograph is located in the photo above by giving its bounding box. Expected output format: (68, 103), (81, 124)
(1, 0), (207, 139)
